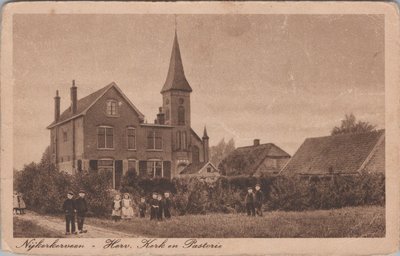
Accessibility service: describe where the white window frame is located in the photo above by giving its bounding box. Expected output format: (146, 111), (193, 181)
(98, 158), (115, 188)
(147, 130), (163, 151)
(97, 126), (114, 149)
(127, 127), (136, 150)
(127, 159), (138, 174)
(147, 159), (163, 178)
(106, 100), (119, 116)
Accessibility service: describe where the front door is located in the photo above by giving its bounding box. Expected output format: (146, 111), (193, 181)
(114, 160), (123, 189)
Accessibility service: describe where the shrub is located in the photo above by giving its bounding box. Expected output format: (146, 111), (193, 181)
(14, 162), (72, 214)
(71, 170), (113, 216)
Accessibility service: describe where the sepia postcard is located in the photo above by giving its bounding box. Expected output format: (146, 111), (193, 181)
(1, 1), (400, 255)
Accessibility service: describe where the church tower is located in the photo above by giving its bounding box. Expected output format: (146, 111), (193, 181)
(161, 31), (192, 127)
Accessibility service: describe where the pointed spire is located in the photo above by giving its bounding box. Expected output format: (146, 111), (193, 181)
(203, 126), (209, 139)
(161, 27), (192, 93)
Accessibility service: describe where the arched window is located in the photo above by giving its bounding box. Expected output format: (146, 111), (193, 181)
(165, 107), (170, 121)
(192, 146), (200, 163)
(178, 106), (185, 125)
(182, 131), (187, 150)
(176, 131), (181, 150)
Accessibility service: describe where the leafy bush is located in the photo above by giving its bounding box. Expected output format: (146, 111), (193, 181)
(14, 162), (72, 214)
(15, 152), (385, 216)
(71, 170), (113, 216)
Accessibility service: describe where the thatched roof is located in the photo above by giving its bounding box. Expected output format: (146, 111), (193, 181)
(219, 143), (290, 176)
(281, 130), (385, 175)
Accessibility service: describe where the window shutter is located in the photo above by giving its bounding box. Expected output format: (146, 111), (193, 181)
(163, 161), (171, 179)
(139, 161), (147, 177)
(89, 160), (98, 172)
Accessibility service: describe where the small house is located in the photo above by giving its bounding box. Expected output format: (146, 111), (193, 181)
(218, 139), (291, 176)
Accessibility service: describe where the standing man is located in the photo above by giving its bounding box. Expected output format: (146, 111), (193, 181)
(150, 192), (159, 221)
(245, 187), (255, 216)
(63, 191), (77, 235)
(254, 184), (264, 216)
(163, 191), (172, 219)
(75, 189), (88, 234)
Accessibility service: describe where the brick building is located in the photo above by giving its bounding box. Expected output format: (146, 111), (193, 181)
(47, 32), (210, 189)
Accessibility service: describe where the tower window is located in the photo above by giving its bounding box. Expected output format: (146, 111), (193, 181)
(106, 100), (118, 116)
(178, 106), (185, 125)
(182, 131), (187, 150)
(63, 131), (68, 142)
(165, 107), (170, 121)
(176, 131), (181, 150)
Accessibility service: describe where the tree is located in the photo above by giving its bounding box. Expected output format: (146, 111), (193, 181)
(331, 113), (377, 136)
(210, 138), (236, 166)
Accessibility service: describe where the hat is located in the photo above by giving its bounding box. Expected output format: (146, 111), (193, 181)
(79, 189), (86, 194)
(247, 187), (253, 190)
(152, 191), (158, 195)
(164, 191), (170, 194)
(68, 191), (74, 196)
(255, 183), (261, 187)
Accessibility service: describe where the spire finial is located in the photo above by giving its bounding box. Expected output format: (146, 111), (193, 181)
(174, 14), (177, 34)
(203, 126), (209, 139)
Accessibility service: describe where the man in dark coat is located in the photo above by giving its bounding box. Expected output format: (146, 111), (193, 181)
(163, 191), (172, 219)
(63, 191), (77, 235)
(149, 192), (159, 220)
(138, 197), (146, 218)
(75, 190), (88, 233)
(245, 187), (255, 216)
(157, 194), (163, 221)
(254, 184), (264, 216)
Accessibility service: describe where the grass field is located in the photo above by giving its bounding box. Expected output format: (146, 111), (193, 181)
(14, 218), (65, 238)
(85, 206), (384, 238)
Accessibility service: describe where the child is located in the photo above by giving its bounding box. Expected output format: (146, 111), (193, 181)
(13, 191), (20, 215)
(138, 197), (147, 218)
(149, 192), (159, 221)
(121, 193), (134, 220)
(163, 191), (172, 219)
(63, 191), (77, 235)
(254, 184), (264, 216)
(111, 194), (122, 222)
(18, 193), (26, 214)
(75, 190), (88, 233)
(157, 194), (163, 221)
(245, 187), (255, 217)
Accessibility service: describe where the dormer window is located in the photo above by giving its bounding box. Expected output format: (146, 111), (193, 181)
(106, 100), (118, 116)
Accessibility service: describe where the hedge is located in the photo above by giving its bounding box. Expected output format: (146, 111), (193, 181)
(14, 162), (385, 216)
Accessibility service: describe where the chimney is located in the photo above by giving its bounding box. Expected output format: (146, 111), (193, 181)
(70, 80), (77, 114)
(157, 107), (165, 125)
(254, 139), (260, 146)
(54, 90), (60, 122)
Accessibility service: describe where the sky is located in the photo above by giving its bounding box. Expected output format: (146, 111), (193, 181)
(13, 14), (384, 169)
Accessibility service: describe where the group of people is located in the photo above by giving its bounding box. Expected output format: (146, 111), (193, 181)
(13, 191), (26, 215)
(111, 191), (173, 221)
(62, 190), (88, 235)
(244, 184), (264, 216)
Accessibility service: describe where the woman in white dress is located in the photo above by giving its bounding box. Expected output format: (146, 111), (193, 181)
(121, 193), (134, 220)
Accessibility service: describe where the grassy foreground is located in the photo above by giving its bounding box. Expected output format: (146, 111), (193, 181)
(85, 206), (384, 238)
(14, 218), (65, 238)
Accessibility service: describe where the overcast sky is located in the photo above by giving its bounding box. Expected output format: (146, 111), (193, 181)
(13, 14), (384, 169)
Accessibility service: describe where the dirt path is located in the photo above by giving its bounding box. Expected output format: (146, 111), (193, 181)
(15, 211), (138, 238)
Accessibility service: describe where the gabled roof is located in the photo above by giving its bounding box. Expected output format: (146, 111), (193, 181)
(47, 82), (145, 129)
(161, 31), (192, 93)
(180, 161), (219, 175)
(280, 130), (385, 175)
(219, 143), (291, 176)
